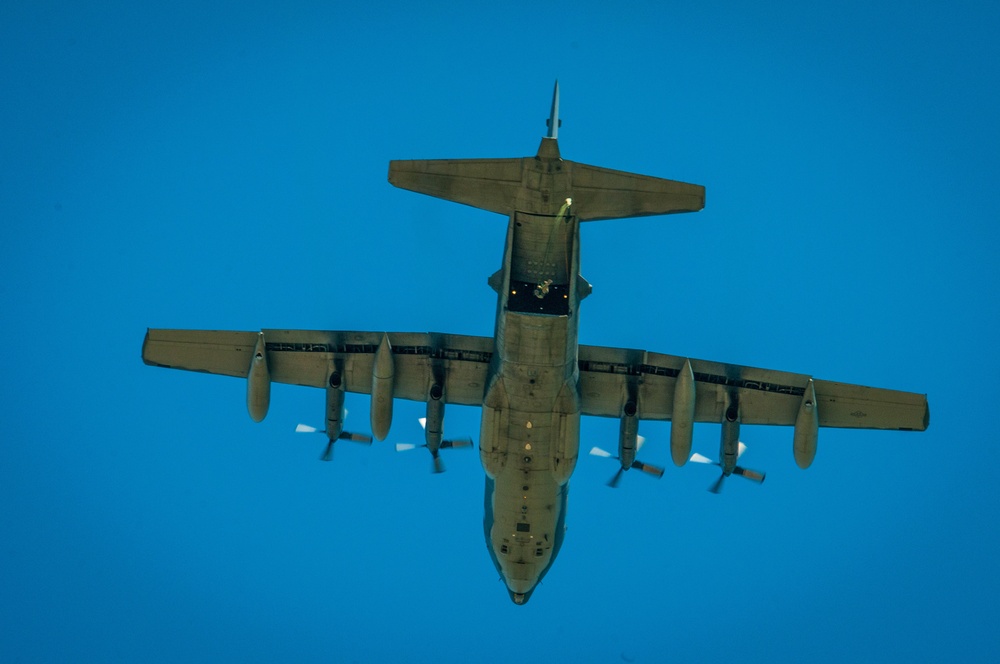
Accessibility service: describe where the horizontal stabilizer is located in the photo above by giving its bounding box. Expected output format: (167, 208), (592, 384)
(569, 163), (704, 220)
(388, 157), (703, 221)
(389, 158), (523, 216)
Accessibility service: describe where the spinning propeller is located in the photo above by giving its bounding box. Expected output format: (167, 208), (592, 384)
(589, 436), (665, 488)
(394, 417), (473, 473)
(294, 422), (373, 461)
(689, 442), (766, 493)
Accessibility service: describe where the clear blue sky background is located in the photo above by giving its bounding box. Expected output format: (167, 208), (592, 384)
(3, 2), (998, 662)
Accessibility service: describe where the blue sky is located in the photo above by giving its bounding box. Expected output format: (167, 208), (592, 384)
(2, 2), (998, 662)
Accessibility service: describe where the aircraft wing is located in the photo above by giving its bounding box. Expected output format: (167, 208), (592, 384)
(142, 329), (493, 406)
(577, 345), (929, 431)
(143, 330), (928, 430)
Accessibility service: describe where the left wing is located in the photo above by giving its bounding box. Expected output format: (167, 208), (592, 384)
(142, 329), (494, 406)
(578, 344), (929, 431)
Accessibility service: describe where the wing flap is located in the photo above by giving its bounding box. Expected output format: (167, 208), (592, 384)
(263, 329), (493, 404)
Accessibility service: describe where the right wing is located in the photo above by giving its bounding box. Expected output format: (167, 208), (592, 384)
(577, 344), (929, 431)
(142, 328), (494, 406)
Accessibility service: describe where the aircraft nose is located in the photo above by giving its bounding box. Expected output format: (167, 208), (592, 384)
(503, 563), (537, 605)
(509, 589), (532, 605)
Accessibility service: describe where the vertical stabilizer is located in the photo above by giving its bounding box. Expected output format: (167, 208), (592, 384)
(546, 80), (561, 139)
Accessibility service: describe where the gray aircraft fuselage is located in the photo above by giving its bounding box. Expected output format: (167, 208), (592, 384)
(477, 154), (585, 604)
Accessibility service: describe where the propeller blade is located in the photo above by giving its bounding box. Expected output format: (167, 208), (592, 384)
(632, 460), (665, 479)
(418, 417), (427, 430)
(441, 437), (473, 449)
(689, 452), (714, 464)
(636, 434), (647, 452)
(607, 467), (625, 489)
(590, 446), (614, 458)
(734, 466), (766, 483)
(296, 424), (321, 433)
(339, 431), (373, 444)
(432, 455), (445, 474)
(320, 440), (335, 462)
(708, 474), (726, 494)
(395, 443), (418, 452)
(737, 441), (747, 459)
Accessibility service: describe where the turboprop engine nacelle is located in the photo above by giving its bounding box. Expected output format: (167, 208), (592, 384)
(246, 333), (270, 422)
(618, 400), (639, 468)
(325, 372), (346, 441)
(670, 359), (696, 466)
(370, 334), (395, 441)
(793, 379), (819, 469)
(424, 383), (445, 448)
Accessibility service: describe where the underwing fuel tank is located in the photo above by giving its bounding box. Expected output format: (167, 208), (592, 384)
(246, 332), (270, 422)
(793, 379), (819, 468)
(670, 359), (696, 466)
(370, 334), (395, 441)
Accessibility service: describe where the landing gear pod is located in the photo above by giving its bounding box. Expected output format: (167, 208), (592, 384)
(246, 332), (270, 423)
(370, 333), (395, 441)
(670, 359), (696, 466)
(793, 379), (819, 469)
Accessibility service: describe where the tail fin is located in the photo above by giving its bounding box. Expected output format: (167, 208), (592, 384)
(546, 80), (561, 139)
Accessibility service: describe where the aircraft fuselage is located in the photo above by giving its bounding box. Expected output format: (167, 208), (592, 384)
(479, 206), (585, 604)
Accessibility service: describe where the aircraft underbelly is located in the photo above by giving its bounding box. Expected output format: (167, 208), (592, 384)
(480, 306), (580, 596)
(479, 203), (584, 599)
(480, 405), (576, 595)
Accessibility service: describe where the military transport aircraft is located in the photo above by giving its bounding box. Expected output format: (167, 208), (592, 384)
(142, 82), (929, 605)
